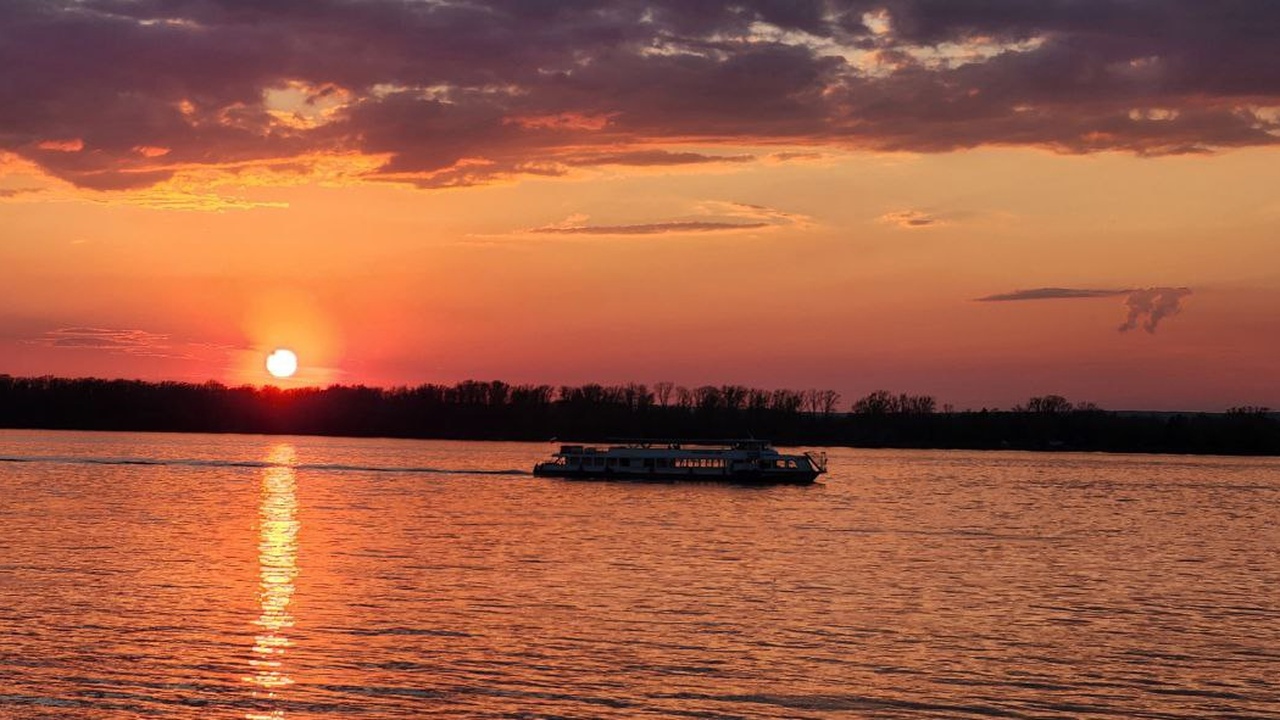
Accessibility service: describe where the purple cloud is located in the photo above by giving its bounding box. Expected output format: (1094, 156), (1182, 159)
(1, 1), (1277, 190)
(31, 327), (187, 358)
(1118, 287), (1193, 334)
(564, 150), (756, 167)
(977, 288), (1129, 301)
(978, 286), (1193, 333)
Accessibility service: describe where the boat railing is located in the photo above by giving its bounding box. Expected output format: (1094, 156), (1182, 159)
(607, 438), (770, 450)
(805, 451), (828, 474)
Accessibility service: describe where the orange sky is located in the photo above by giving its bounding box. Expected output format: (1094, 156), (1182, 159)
(2, 2), (1279, 410)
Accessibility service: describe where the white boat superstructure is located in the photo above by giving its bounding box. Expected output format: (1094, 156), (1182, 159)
(533, 439), (827, 484)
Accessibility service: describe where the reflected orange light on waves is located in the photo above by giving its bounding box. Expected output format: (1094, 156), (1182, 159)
(245, 444), (299, 719)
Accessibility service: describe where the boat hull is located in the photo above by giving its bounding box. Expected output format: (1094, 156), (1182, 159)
(532, 464), (819, 485)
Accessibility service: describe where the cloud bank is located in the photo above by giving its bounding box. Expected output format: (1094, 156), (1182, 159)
(978, 286), (1192, 333)
(2, 1), (1279, 191)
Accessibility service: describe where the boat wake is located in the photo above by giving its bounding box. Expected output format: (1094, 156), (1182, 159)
(0, 455), (530, 476)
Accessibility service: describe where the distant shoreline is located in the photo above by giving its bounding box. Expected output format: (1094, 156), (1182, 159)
(3, 427), (1280, 462)
(3, 376), (1276, 456)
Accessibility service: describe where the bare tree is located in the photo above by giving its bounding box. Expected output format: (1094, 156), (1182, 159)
(623, 382), (652, 410)
(1022, 395), (1073, 413)
(486, 380), (509, 406)
(654, 381), (674, 408)
(852, 389), (894, 414)
(693, 385), (723, 411)
(819, 389), (841, 416)
(720, 385), (749, 411)
(898, 393), (936, 415)
(852, 390), (935, 415)
(675, 386), (693, 409)
(770, 389), (803, 414)
(802, 389), (821, 414)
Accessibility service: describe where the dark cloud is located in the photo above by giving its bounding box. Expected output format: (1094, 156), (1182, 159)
(565, 150), (755, 167)
(977, 286), (1192, 333)
(770, 151), (826, 162)
(977, 287), (1129, 301)
(2, 1), (1278, 190)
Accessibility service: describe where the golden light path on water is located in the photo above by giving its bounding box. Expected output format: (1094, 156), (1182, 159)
(246, 444), (299, 719)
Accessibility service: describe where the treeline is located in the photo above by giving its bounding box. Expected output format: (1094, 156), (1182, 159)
(1, 376), (1276, 455)
(0, 376), (844, 442)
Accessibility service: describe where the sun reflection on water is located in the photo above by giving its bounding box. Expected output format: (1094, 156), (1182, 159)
(245, 444), (299, 719)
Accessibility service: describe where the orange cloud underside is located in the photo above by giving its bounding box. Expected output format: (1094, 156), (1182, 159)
(37, 138), (85, 152)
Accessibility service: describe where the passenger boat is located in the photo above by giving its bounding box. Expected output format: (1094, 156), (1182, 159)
(532, 439), (827, 484)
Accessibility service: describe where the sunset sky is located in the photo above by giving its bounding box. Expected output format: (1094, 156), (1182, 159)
(2, 0), (1278, 411)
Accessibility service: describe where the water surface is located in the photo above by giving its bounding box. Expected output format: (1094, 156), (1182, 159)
(1, 430), (1277, 718)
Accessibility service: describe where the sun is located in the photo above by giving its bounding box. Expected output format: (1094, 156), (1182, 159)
(265, 348), (299, 379)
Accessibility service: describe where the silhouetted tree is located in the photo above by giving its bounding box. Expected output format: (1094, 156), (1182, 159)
(1017, 395), (1074, 413)
(770, 389), (803, 414)
(852, 390), (895, 415)
(691, 385), (719, 411)
(720, 385), (749, 411)
(653, 381), (674, 408)
(675, 386), (693, 409)
(0, 376), (1275, 455)
(851, 390), (935, 415)
(818, 390), (841, 416)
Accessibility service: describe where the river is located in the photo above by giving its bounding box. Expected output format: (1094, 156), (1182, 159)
(1, 430), (1277, 718)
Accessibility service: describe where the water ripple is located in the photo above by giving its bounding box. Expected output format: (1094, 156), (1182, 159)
(1, 433), (1278, 719)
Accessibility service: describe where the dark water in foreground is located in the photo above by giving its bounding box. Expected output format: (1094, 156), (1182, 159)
(1, 430), (1277, 719)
